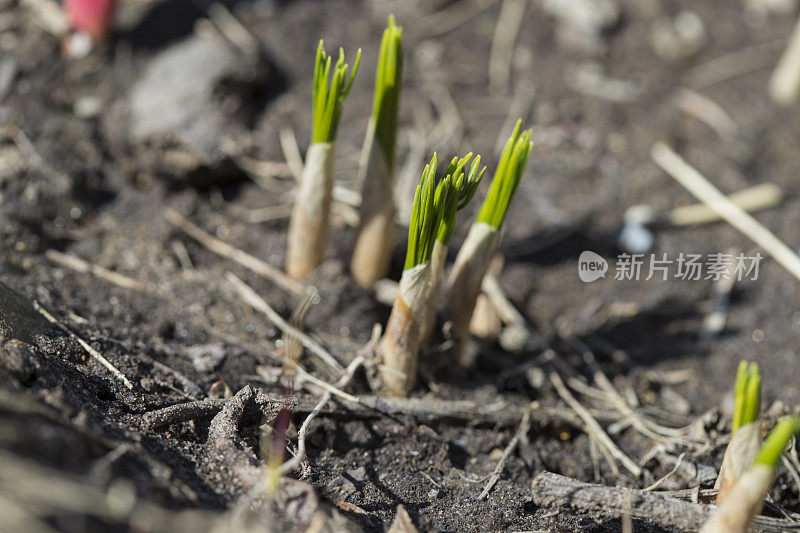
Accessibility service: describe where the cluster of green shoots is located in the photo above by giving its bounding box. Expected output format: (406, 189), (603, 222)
(703, 360), (800, 532)
(311, 41), (361, 144)
(372, 15), (403, 170)
(404, 154), (486, 270)
(476, 121), (533, 228)
(290, 15), (534, 396)
(405, 155), (445, 270)
(732, 360), (761, 432)
(437, 154), (485, 245)
(730, 361), (797, 469)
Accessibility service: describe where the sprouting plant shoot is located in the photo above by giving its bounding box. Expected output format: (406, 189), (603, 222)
(436, 154), (486, 245)
(702, 417), (800, 533)
(733, 360), (762, 432)
(475, 120), (533, 228)
(351, 16), (404, 287)
(286, 42), (361, 280)
(371, 15), (403, 171)
(716, 361), (763, 505)
(405, 156), (442, 270)
(445, 120), (532, 344)
(418, 153), (486, 345)
(381, 153), (477, 397)
(311, 42), (362, 144)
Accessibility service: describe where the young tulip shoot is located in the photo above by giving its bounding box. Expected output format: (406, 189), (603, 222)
(286, 42), (361, 280)
(351, 16), (404, 287)
(380, 155), (457, 396)
(419, 153), (486, 344)
(715, 361), (762, 505)
(701, 417), (800, 533)
(444, 120), (532, 342)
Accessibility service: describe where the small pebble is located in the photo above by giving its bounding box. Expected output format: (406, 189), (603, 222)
(74, 96), (103, 119)
(650, 11), (706, 61)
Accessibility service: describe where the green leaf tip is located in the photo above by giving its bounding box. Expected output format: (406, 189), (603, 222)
(733, 361), (761, 432)
(436, 153), (487, 245)
(372, 15), (403, 170)
(476, 119), (533, 228)
(753, 417), (800, 468)
(405, 154), (440, 270)
(404, 151), (487, 268)
(312, 41), (362, 144)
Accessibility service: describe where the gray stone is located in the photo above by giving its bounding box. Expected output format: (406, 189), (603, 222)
(123, 31), (270, 186)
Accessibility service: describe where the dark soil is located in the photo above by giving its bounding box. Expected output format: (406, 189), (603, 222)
(2, 0), (800, 531)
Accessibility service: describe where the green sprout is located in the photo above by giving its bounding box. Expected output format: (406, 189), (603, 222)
(733, 361), (762, 432)
(437, 154), (486, 245)
(405, 154), (455, 270)
(372, 15), (403, 170)
(311, 41), (362, 144)
(753, 417), (800, 467)
(475, 119), (533, 228)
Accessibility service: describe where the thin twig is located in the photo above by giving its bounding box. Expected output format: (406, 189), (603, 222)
(482, 272), (526, 326)
(279, 355), (365, 474)
(769, 14), (800, 105)
(532, 472), (800, 532)
(425, 82), (464, 150)
(235, 156), (293, 190)
(488, 0), (526, 93)
(9, 125), (69, 191)
(279, 126), (304, 180)
(644, 452), (686, 491)
(293, 364), (360, 403)
(423, 0), (500, 37)
(19, 0), (68, 36)
(32, 301), (133, 390)
(226, 202), (293, 224)
(225, 272), (344, 372)
(170, 240), (194, 272)
(396, 127), (428, 226)
(164, 208), (305, 297)
(479, 407), (531, 499)
(673, 87), (738, 140)
(652, 142), (800, 282)
(548, 371), (642, 477)
(45, 250), (147, 291)
(207, 3), (259, 55)
(568, 336), (692, 442)
(494, 77), (536, 154)
(665, 183), (784, 228)
(684, 39), (785, 89)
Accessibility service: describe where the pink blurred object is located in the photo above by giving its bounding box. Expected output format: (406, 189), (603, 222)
(63, 0), (115, 39)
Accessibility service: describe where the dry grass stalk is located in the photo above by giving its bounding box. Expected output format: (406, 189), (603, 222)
(769, 14), (800, 105)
